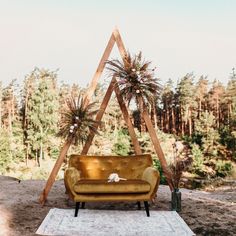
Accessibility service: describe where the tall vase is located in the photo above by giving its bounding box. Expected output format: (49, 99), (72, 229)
(171, 188), (181, 212)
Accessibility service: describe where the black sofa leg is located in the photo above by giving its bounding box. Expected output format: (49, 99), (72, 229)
(75, 202), (80, 217)
(137, 201), (141, 210)
(81, 202), (85, 209)
(144, 201), (150, 217)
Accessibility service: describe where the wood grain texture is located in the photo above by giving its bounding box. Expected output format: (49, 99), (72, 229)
(142, 107), (174, 191)
(84, 33), (116, 106)
(81, 79), (115, 155)
(113, 28), (127, 59)
(39, 28), (173, 204)
(39, 140), (72, 204)
(113, 29), (173, 191)
(113, 78), (142, 155)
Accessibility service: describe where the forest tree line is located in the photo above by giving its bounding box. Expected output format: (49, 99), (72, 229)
(0, 67), (235, 179)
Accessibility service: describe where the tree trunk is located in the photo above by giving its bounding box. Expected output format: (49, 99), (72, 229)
(114, 83), (142, 155)
(150, 102), (157, 129)
(138, 97), (174, 191)
(175, 107), (180, 135)
(0, 82), (2, 128)
(36, 150), (39, 166)
(138, 98), (146, 133)
(154, 105), (158, 129)
(228, 103), (231, 125)
(11, 91), (15, 121)
(160, 112), (163, 131)
(229, 103), (232, 116)
(39, 140), (43, 167)
(162, 111), (165, 131)
(39, 140), (72, 205)
(205, 110), (209, 138)
(189, 109), (192, 136)
(166, 107), (170, 132)
(181, 107), (184, 136)
(8, 101), (12, 135)
(198, 100), (202, 118)
(26, 142), (29, 167)
(216, 94), (219, 128)
(23, 90), (29, 133)
(171, 107), (176, 134)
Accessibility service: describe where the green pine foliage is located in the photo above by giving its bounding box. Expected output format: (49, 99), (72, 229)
(11, 120), (25, 162)
(189, 112), (232, 178)
(112, 129), (131, 156)
(194, 111), (220, 154)
(214, 160), (233, 177)
(153, 159), (166, 184)
(26, 68), (59, 165)
(0, 128), (12, 174)
(0, 65), (235, 184)
(191, 144), (204, 174)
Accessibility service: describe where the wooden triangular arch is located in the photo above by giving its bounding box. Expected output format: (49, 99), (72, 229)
(39, 28), (174, 205)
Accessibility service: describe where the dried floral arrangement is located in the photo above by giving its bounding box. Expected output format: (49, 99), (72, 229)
(169, 141), (193, 189)
(106, 52), (161, 106)
(57, 93), (99, 145)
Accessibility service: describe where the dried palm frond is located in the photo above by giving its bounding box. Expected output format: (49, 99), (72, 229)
(57, 93), (99, 145)
(106, 52), (161, 106)
(169, 142), (193, 189)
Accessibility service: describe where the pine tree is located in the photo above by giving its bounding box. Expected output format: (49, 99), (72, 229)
(0, 128), (12, 174)
(221, 69), (236, 159)
(225, 68), (236, 118)
(0, 81), (2, 128)
(95, 84), (124, 133)
(150, 96), (158, 129)
(161, 79), (175, 133)
(26, 68), (59, 166)
(176, 73), (197, 136)
(207, 80), (225, 128)
(195, 76), (208, 118)
(1, 80), (17, 134)
(194, 111), (228, 160)
(21, 71), (37, 165)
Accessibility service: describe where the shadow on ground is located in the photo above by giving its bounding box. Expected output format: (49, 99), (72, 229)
(0, 177), (235, 236)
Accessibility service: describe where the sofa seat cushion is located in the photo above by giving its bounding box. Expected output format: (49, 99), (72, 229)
(74, 179), (151, 194)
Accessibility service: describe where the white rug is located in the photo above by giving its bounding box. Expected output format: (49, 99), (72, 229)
(36, 208), (195, 236)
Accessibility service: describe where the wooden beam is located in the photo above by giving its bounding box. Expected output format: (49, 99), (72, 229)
(39, 140), (72, 204)
(113, 30), (174, 190)
(39, 30), (117, 204)
(142, 107), (174, 191)
(84, 33), (116, 105)
(113, 28), (127, 59)
(39, 28), (174, 204)
(81, 78), (115, 155)
(113, 79), (142, 155)
(84, 28), (127, 105)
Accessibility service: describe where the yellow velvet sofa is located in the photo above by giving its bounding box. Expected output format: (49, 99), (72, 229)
(64, 154), (160, 217)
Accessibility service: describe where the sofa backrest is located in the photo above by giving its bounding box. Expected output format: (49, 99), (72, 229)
(68, 154), (153, 179)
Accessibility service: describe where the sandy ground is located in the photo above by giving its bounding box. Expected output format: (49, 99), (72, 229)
(0, 176), (235, 236)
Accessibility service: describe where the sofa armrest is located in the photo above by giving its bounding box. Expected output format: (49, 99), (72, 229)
(142, 167), (160, 199)
(64, 167), (81, 198)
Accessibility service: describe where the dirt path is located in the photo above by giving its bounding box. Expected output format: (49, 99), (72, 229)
(0, 176), (235, 236)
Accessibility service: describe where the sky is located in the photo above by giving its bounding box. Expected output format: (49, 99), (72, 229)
(0, 0), (236, 88)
